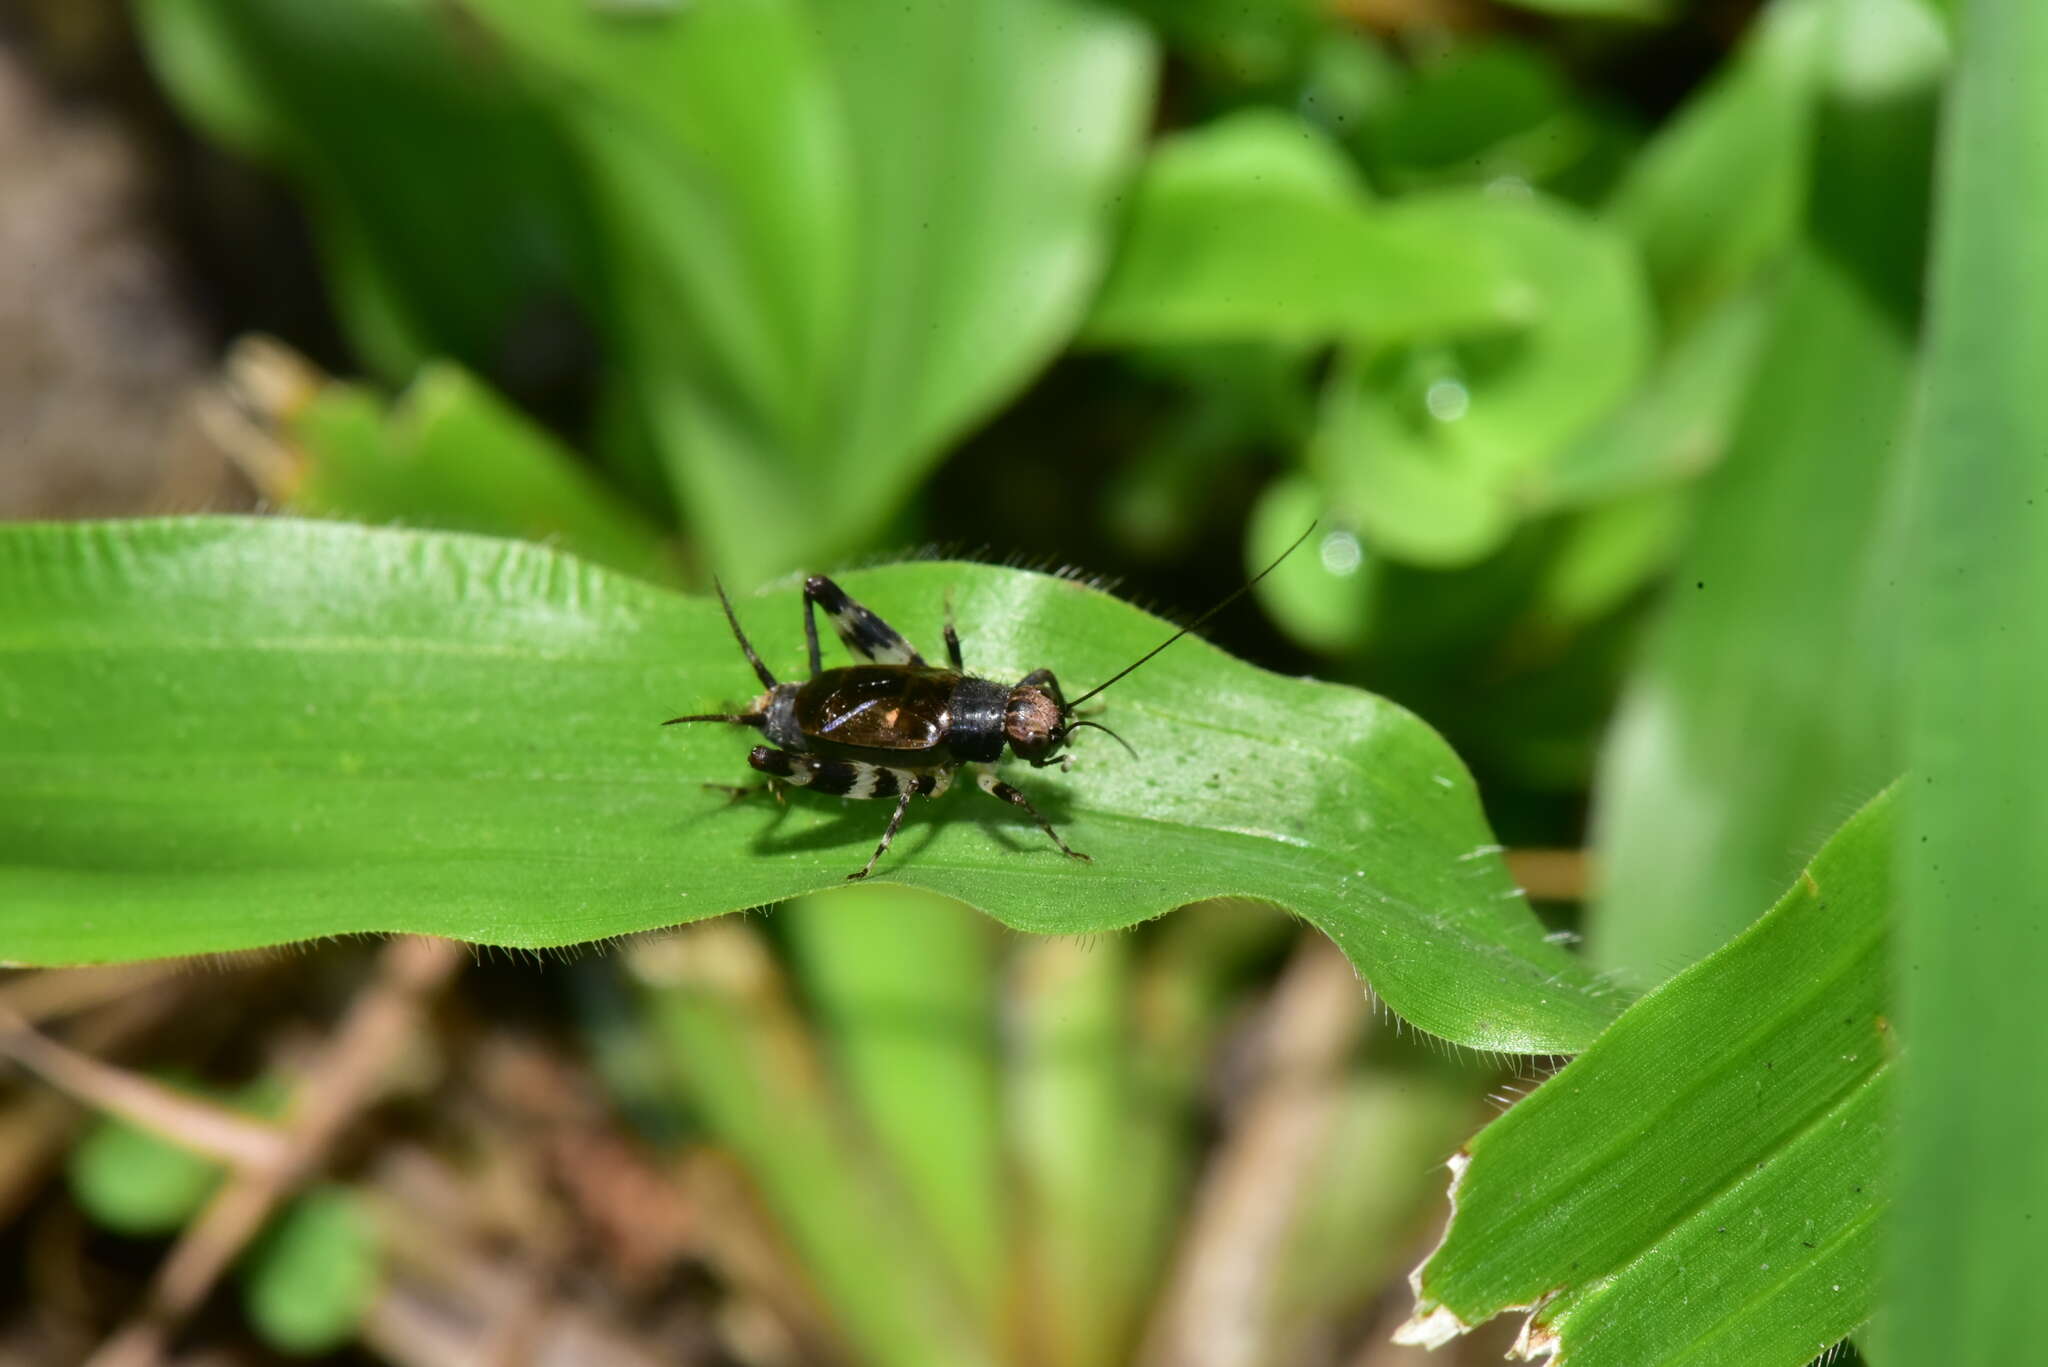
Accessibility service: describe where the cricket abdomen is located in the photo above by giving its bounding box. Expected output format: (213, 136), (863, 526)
(782, 666), (1008, 767)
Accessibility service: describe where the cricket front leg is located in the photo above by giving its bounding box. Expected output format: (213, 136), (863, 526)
(973, 767), (1090, 863)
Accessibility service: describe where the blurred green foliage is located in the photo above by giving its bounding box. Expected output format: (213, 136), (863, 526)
(25, 0), (2029, 1361)
(68, 1081), (377, 1354)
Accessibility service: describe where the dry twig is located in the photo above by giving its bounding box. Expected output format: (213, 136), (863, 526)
(79, 936), (464, 1367)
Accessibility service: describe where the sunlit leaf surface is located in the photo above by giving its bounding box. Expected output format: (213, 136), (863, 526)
(0, 519), (1617, 1054)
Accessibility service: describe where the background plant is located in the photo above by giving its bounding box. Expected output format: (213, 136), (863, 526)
(0, 0), (2034, 1364)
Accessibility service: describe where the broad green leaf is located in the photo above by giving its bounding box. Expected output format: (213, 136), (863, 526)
(239, 1185), (380, 1355)
(134, 0), (596, 384)
(1586, 0), (1944, 985)
(287, 363), (674, 584)
(0, 518), (1616, 1054)
(1082, 113), (1520, 348)
(1400, 790), (1895, 1367)
(1891, 0), (2048, 1359)
(459, 0), (1154, 583)
(1310, 192), (1653, 567)
(782, 886), (1007, 1332)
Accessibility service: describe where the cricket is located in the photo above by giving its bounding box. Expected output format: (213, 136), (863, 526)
(666, 526), (1315, 880)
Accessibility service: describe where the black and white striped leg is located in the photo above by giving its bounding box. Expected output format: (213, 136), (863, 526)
(851, 792), (915, 880)
(804, 576), (925, 666)
(974, 768), (1090, 862)
(746, 748), (955, 876)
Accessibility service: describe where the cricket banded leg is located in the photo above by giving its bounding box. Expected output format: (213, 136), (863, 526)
(851, 792), (915, 880)
(804, 575), (926, 666)
(745, 748), (955, 878)
(973, 767), (1090, 863)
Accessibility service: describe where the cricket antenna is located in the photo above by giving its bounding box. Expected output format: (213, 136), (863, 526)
(1063, 522), (1318, 713)
(1066, 718), (1138, 758)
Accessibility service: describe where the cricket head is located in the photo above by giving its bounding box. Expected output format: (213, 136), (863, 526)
(1003, 683), (1066, 765)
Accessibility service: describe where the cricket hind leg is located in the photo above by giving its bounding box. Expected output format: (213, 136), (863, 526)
(803, 575), (926, 667)
(973, 767), (1090, 863)
(745, 749), (952, 877)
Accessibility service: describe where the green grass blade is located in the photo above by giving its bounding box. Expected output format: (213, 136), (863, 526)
(1603, 0), (1823, 331)
(781, 886), (1007, 1333)
(1009, 934), (1136, 1367)
(1401, 789), (1896, 1365)
(1891, 0), (2048, 1358)
(0, 518), (1616, 1052)
(632, 925), (996, 1367)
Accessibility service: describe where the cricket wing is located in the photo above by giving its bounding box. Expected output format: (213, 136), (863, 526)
(794, 668), (958, 752)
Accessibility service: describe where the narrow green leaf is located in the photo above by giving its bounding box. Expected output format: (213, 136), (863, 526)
(1401, 790), (1895, 1367)
(1603, 0), (1824, 330)
(1892, 0), (2048, 1358)
(239, 1185), (380, 1355)
(0, 518), (1616, 1054)
(1119, 901), (1296, 1321)
(781, 886), (1007, 1332)
(1586, 0), (1945, 984)
(1010, 934), (1139, 1367)
(635, 924), (994, 1367)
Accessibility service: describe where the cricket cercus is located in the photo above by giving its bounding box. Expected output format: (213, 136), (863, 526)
(666, 527), (1314, 880)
